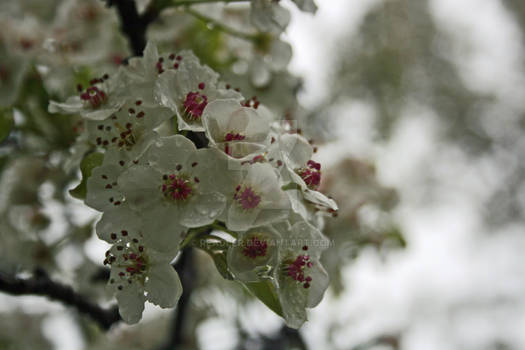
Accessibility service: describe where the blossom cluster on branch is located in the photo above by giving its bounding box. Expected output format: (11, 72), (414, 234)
(49, 37), (336, 327)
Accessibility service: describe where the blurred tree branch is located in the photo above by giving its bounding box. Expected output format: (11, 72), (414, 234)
(157, 249), (196, 350)
(0, 268), (121, 330)
(105, 0), (161, 56)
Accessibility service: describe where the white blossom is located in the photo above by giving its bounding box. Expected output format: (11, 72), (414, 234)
(98, 205), (182, 324)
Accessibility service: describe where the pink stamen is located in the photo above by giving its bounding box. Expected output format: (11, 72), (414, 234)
(298, 160), (322, 190)
(80, 86), (108, 109)
(183, 91), (208, 120)
(234, 186), (261, 210)
(242, 236), (268, 259)
(224, 133), (246, 141)
(286, 253), (314, 288)
(162, 174), (193, 201)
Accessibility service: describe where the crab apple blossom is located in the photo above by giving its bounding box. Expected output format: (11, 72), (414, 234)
(85, 149), (129, 212)
(49, 71), (127, 120)
(277, 133), (338, 212)
(86, 98), (172, 162)
(250, 0), (318, 34)
(97, 205), (181, 324)
(227, 226), (281, 282)
(221, 162), (290, 231)
(250, 0), (291, 34)
(203, 99), (272, 160)
(273, 220), (330, 328)
(121, 42), (197, 106)
(117, 135), (226, 250)
(156, 52), (242, 132)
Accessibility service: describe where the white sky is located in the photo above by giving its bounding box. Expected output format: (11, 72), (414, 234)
(286, 0), (525, 349)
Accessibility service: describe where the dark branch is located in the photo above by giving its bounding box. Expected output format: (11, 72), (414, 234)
(106, 0), (171, 57)
(158, 248), (196, 350)
(0, 269), (121, 330)
(109, 0), (148, 56)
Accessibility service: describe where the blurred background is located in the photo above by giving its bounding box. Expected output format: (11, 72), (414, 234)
(1, 0), (525, 349)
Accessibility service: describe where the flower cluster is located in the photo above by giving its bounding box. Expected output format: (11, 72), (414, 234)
(49, 41), (335, 328)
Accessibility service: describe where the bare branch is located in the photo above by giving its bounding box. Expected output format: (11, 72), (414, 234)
(0, 269), (121, 330)
(108, 0), (148, 56)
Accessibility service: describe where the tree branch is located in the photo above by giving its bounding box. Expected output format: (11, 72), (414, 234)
(109, 0), (148, 56)
(0, 269), (121, 330)
(158, 248), (196, 350)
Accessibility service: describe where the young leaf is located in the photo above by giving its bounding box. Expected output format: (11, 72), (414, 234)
(70, 152), (104, 200)
(0, 109), (14, 143)
(244, 280), (283, 317)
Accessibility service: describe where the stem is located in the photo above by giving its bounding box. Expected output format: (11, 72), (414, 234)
(179, 226), (212, 250)
(185, 8), (257, 41)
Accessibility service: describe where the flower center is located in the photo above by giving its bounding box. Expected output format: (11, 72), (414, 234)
(183, 87), (208, 121)
(162, 174), (194, 201)
(105, 233), (149, 288)
(297, 160), (322, 190)
(234, 186), (261, 210)
(224, 132), (246, 141)
(242, 236), (268, 259)
(284, 246), (313, 288)
(80, 86), (108, 109)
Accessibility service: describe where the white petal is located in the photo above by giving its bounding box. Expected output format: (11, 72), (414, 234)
(306, 263), (329, 307)
(48, 96), (83, 114)
(179, 192), (226, 227)
(141, 204), (185, 253)
(175, 56), (219, 94)
(145, 263), (182, 308)
(86, 163), (125, 212)
(276, 276), (307, 329)
(96, 204), (142, 242)
(146, 135), (197, 173)
(115, 283), (146, 324)
(118, 165), (162, 211)
(291, 0), (317, 13)
(280, 134), (312, 169)
(82, 106), (121, 121)
(156, 70), (184, 112)
(227, 202), (260, 231)
(250, 0), (291, 34)
(203, 100), (270, 144)
(303, 189), (338, 211)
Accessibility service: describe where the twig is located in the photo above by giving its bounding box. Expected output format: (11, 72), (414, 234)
(0, 269), (121, 330)
(185, 7), (257, 41)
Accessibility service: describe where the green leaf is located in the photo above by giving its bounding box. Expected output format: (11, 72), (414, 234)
(194, 236), (235, 280)
(69, 152), (104, 200)
(210, 249), (234, 280)
(0, 109), (14, 143)
(281, 182), (301, 191)
(244, 280), (283, 317)
(73, 66), (93, 91)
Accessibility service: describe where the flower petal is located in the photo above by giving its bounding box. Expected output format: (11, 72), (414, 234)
(115, 283), (146, 324)
(179, 192), (226, 227)
(145, 263), (182, 308)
